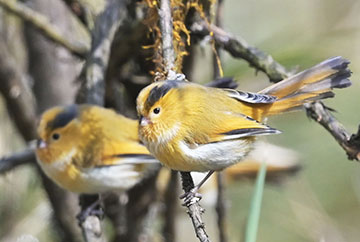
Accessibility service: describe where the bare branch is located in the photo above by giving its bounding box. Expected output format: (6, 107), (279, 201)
(0, 0), (90, 58)
(0, 149), (35, 174)
(305, 102), (360, 161)
(180, 172), (211, 242)
(190, 21), (290, 83)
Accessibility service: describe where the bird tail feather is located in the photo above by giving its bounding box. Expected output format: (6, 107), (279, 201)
(259, 56), (351, 116)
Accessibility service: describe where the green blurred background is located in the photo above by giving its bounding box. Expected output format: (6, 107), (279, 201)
(0, 0), (360, 241)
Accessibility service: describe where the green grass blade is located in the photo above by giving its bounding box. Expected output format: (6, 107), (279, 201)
(245, 162), (267, 242)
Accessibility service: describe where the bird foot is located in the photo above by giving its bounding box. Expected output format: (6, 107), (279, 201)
(180, 188), (202, 206)
(76, 199), (104, 224)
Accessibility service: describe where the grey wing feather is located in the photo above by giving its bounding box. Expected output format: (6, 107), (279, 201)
(224, 89), (277, 104)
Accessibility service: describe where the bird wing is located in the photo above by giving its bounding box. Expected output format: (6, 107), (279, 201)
(98, 140), (159, 167)
(189, 112), (280, 145)
(223, 89), (276, 104)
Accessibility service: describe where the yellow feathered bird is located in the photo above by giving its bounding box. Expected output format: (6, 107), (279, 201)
(136, 57), (351, 188)
(36, 104), (159, 194)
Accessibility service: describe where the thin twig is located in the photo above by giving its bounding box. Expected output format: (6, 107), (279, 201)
(158, 0), (176, 78)
(190, 21), (290, 83)
(180, 172), (211, 242)
(0, 149), (35, 174)
(0, 0), (90, 58)
(305, 102), (360, 161)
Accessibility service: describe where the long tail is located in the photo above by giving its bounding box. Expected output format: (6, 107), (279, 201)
(258, 56), (351, 117)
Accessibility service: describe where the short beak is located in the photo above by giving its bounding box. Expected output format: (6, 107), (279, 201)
(37, 139), (47, 149)
(139, 115), (152, 126)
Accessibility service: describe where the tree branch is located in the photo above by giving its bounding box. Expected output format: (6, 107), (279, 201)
(305, 102), (360, 161)
(190, 21), (290, 83)
(0, 0), (90, 58)
(180, 172), (211, 242)
(0, 149), (35, 174)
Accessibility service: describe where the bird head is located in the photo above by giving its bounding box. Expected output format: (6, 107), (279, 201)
(36, 105), (82, 165)
(136, 80), (184, 144)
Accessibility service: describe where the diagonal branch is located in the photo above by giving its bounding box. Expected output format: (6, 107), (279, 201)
(190, 21), (290, 83)
(0, 0), (90, 58)
(0, 149), (35, 174)
(305, 102), (360, 160)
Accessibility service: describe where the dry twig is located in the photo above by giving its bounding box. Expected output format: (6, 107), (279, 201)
(180, 172), (211, 242)
(305, 102), (360, 161)
(190, 21), (289, 83)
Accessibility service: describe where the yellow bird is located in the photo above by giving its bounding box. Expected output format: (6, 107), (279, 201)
(136, 57), (351, 183)
(36, 104), (159, 194)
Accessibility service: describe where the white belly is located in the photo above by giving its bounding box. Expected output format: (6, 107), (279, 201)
(178, 139), (253, 171)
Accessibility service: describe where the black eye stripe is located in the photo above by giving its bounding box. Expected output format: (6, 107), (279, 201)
(48, 105), (78, 130)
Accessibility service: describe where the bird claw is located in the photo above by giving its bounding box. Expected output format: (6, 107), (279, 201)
(180, 188), (202, 206)
(76, 201), (104, 224)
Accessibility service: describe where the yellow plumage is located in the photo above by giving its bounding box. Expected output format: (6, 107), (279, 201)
(36, 104), (159, 194)
(136, 57), (351, 172)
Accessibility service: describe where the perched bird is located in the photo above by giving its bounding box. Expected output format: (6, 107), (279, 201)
(36, 104), (159, 194)
(136, 57), (351, 188)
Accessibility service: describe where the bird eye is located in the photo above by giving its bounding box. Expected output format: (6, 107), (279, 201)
(52, 133), (60, 140)
(153, 107), (160, 114)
